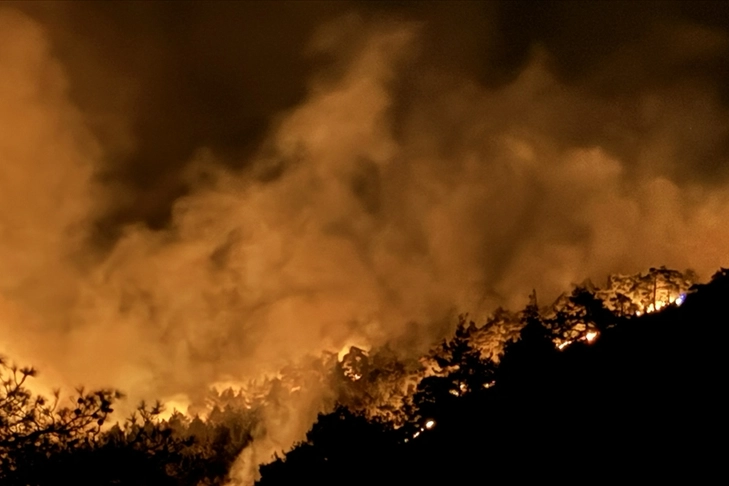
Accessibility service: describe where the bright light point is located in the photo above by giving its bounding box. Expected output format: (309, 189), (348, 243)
(425, 420), (435, 429)
(413, 431), (421, 438)
(646, 300), (669, 313)
(675, 293), (686, 306)
(557, 340), (572, 350)
(585, 331), (598, 342)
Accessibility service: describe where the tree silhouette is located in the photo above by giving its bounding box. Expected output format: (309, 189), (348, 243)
(0, 356), (121, 484)
(408, 316), (497, 436)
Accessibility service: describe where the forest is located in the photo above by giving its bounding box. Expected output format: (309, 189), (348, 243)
(1, 266), (724, 485)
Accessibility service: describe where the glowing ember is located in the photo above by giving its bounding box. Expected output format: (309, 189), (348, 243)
(412, 420), (436, 439)
(556, 330), (598, 351)
(644, 294), (687, 314)
(646, 301), (666, 313)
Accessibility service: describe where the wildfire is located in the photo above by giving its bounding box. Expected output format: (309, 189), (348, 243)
(556, 329), (599, 351)
(411, 419), (437, 440)
(155, 271), (693, 438)
(557, 340), (573, 350)
(636, 293), (687, 316)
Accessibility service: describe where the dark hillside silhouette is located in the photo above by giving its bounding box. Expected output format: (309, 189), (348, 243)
(1, 268), (725, 485)
(256, 269), (728, 485)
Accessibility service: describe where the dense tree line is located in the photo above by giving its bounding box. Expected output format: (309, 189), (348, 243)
(0, 366), (253, 485)
(1, 267), (722, 485)
(258, 269), (725, 485)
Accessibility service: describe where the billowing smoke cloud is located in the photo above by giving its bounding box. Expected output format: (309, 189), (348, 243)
(2, 3), (729, 482)
(0, 8), (106, 383)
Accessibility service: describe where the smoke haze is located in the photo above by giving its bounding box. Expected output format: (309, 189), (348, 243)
(2, 1), (729, 481)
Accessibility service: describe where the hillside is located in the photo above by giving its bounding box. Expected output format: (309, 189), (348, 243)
(1, 267), (725, 485)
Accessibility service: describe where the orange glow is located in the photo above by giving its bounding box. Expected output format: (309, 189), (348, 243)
(556, 329), (598, 351)
(337, 343), (370, 361)
(557, 340), (573, 350)
(159, 394), (191, 420)
(646, 301), (667, 313)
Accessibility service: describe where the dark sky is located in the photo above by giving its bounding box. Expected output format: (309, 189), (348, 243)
(12, 1), (729, 229)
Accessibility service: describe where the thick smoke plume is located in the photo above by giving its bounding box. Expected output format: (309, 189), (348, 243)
(2, 4), (729, 483)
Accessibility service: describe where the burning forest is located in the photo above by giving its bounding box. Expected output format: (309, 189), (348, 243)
(1, 265), (722, 484)
(2, 1), (729, 485)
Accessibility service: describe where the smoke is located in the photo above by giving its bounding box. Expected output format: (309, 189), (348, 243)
(0, 8), (105, 381)
(3, 4), (729, 482)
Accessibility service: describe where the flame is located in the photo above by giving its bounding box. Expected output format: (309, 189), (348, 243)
(556, 329), (598, 351)
(646, 301), (666, 313)
(412, 419), (436, 440)
(644, 293), (687, 314)
(557, 340), (573, 350)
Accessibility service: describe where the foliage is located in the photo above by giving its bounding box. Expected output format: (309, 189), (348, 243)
(0, 359), (251, 485)
(1, 266), (715, 485)
(253, 267), (722, 484)
(0, 358), (121, 481)
(411, 316), (497, 422)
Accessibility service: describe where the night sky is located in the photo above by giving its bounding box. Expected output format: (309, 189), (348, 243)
(2, 0), (729, 475)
